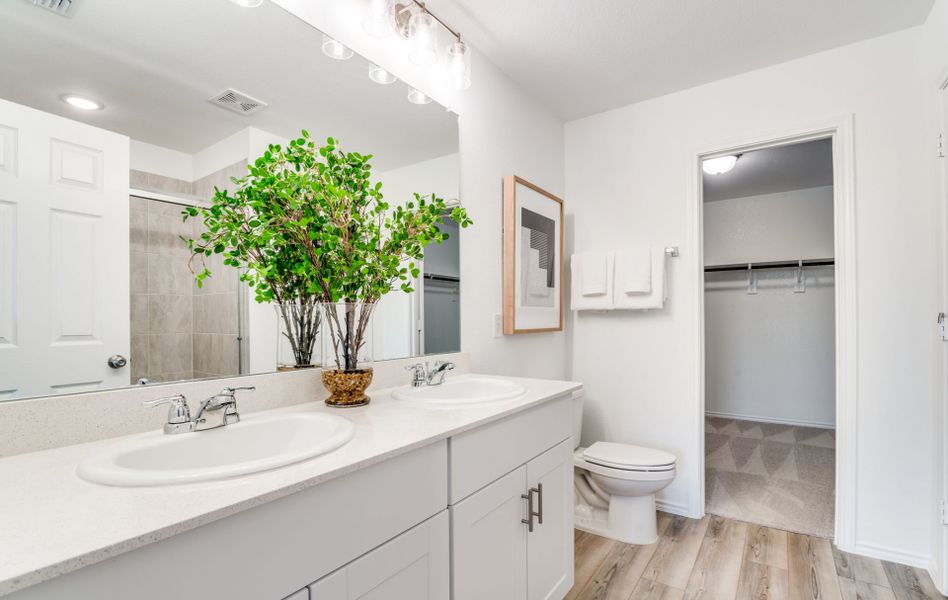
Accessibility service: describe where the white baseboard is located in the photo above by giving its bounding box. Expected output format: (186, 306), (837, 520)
(656, 498), (692, 518)
(705, 410), (835, 430)
(853, 541), (930, 569)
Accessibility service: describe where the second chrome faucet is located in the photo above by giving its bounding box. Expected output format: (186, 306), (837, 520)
(405, 361), (455, 388)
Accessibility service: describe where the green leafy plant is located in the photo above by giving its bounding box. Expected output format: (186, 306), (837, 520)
(184, 131), (471, 371)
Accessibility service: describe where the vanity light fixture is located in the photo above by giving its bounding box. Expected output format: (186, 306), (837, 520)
(322, 34), (354, 60)
(702, 154), (741, 175)
(365, 1), (473, 91)
(368, 63), (397, 85)
(446, 39), (471, 91)
(407, 87), (432, 105)
(229, 0), (264, 6)
(59, 94), (103, 111)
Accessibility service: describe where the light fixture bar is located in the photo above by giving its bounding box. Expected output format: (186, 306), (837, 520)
(403, 1), (461, 41)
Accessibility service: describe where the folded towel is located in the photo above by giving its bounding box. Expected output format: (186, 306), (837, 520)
(616, 249), (651, 294)
(571, 252), (615, 310)
(613, 246), (667, 310)
(578, 253), (608, 296)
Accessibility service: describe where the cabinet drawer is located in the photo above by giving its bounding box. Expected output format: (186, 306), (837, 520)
(449, 395), (571, 503)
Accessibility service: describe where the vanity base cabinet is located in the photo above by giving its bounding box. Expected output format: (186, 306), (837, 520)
(307, 510), (449, 600)
(451, 438), (574, 600)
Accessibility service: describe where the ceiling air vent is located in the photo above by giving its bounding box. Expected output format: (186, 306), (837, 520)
(31, 0), (74, 16)
(208, 89), (268, 116)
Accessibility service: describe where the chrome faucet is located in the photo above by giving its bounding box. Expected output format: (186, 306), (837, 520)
(143, 386), (255, 435)
(404, 361), (456, 388)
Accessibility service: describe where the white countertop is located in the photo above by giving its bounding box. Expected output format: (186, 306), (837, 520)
(0, 374), (581, 596)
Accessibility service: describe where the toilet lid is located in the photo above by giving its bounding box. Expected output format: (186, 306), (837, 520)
(583, 442), (676, 470)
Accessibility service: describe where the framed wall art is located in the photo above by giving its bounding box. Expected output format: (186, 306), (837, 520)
(503, 175), (564, 334)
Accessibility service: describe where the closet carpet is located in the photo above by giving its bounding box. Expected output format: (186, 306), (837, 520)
(705, 416), (835, 538)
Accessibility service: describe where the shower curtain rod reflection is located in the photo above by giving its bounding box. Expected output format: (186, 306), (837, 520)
(704, 258), (835, 273)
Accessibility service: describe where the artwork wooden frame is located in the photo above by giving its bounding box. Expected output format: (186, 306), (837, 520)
(503, 175), (564, 334)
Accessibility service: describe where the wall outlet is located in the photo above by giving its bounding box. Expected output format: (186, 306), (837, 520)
(492, 314), (504, 338)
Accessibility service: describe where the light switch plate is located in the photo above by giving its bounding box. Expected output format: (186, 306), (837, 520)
(492, 314), (503, 338)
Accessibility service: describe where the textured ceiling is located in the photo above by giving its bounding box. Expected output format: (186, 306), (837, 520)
(0, 0), (458, 170)
(703, 139), (834, 202)
(427, 0), (935, 120)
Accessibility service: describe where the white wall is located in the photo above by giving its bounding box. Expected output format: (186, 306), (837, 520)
(129, 140), (193, 182)
(704, 186), (835, 265)
(704, 185), (836, 428)
(273, 1), (568, 381)
(921, 0), (948, 591)
(566, 28), (934, 561)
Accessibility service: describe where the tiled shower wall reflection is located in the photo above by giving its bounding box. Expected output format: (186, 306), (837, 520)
(129, 162), (245, 384)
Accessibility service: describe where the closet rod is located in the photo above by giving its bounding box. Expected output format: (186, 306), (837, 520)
(423, 273), (461, 283)
(704, 258), (835, 273)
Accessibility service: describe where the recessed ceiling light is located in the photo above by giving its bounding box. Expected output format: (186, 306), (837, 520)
(368, 63), (397, 85)
(702, 155), (740, 175)
(321, 34), (353, 60)
(60, 94), (103, 111)
(407, 87), (432, 105)
(229, 0), (264, 7)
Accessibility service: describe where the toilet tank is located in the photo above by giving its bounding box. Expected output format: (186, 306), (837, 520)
(572, 389), (585, 449)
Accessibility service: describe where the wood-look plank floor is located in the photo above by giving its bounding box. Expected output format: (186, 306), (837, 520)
(567, 515), (945, 600)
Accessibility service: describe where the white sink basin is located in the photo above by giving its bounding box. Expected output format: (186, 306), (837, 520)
(77, 412), (355, 487)
(392, 376), (526, 406)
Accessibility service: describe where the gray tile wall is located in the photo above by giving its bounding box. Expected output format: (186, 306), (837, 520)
(129, 161), (246, 384)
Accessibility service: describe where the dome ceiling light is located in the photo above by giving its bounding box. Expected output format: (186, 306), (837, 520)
(702, 154), (742, 175)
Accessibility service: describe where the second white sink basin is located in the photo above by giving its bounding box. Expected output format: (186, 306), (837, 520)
(392, 376), (526, 406)
(77, 412), (355, 487)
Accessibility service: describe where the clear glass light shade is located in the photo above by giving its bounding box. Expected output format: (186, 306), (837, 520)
(362, 0), (393, 36)
(446, 40), (471, 91)
(368, 63), (397, 84)
(321, 34), (354, 60)
(407, 87), (432, 105)
(702, 155), (739, 175)
(408, 12), (438, 66)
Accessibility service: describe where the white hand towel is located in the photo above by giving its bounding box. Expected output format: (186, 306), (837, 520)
(571, 252), (615, 310)
(613, 246), (667, 310)
(616, 248), (651, 294)
(579, 253), (607, 296)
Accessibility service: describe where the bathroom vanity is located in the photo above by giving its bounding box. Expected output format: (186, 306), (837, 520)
(0, 375), (580, 600)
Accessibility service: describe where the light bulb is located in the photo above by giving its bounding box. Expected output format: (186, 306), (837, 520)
(230, 0), (263, 6)
(363, 0), (393, 37)
(407, 87), (432, 105)
(408, 12), (437, 66)
(702, 155), (739, 175)
(321, 34), (353, 60)
(446, 39), (471, 91)
(60, 94), (103, 111)
(369, 63), (397, 85)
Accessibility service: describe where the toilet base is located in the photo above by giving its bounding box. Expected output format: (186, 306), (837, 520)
(574, 494), (659, 545)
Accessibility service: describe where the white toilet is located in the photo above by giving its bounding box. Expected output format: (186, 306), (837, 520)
(572, 392), (676, 545)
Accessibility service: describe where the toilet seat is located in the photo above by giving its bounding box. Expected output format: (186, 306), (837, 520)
(582, 442), (676, 472)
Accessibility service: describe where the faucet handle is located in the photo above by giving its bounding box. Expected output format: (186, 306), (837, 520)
(143, 394), (191, 425)
(220, 386), (256, 396)
(405, 363), (426, 374)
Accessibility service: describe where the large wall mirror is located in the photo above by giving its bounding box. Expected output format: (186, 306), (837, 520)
(0, 0), (461, 401)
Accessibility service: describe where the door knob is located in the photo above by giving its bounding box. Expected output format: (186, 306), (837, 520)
(107, 354), (128, 369)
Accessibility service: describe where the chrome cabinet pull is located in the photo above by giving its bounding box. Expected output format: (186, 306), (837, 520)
(535, 483), (544, 525)
(521, 489), (535, 532)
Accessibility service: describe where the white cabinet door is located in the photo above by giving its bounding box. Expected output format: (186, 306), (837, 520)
(0, 97), (129, 399)
(451, 465), (529, 600)
(309, 511), (449, 600)
(526, 440), (574, 600)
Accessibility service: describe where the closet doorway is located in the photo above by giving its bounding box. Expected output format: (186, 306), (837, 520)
(701, 138), (838, 538)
